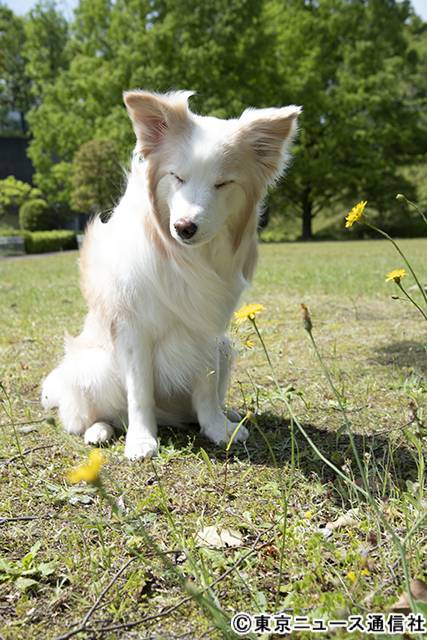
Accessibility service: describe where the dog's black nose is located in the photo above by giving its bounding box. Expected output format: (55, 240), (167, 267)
(174, 218), (198, 240)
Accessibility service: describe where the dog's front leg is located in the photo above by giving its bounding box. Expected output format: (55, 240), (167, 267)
(117, 326), (158, 460)
(193, 361), (248, 447)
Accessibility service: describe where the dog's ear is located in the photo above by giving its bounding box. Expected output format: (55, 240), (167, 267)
(123, 90), (194, 156)
(238, 105), (302, 184)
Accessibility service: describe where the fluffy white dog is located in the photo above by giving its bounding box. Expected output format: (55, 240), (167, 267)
(42, 90), (300, 460)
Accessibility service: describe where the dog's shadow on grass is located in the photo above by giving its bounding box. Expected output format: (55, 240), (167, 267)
(371, 340), (427, 375)
(160, 411), (420, 495)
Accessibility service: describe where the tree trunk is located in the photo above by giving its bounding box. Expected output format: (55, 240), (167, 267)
(19, 111), (27, 135)
(301, 185), (313, 241)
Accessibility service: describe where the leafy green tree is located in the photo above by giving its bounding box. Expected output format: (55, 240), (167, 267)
(27, 0), (272, 204)
(23, 0), (69, 97)
(71, 139), (123, 214)
(401, 15), (427, 213)
(0, 5), (32, 134)
(25, 0), (427, 240)
(267, 0), (426, 238)
(124, 0), (274, 116)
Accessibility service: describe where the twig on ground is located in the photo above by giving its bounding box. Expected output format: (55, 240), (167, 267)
(0, 417), (49, 428)
(54, 557), (136, 640)
(89, 526), (278, 635)
(82, 557), (136, 627)
(373, 419), (414, 436)
(0, 515), (53, 525)
(1, 444), (54, 465)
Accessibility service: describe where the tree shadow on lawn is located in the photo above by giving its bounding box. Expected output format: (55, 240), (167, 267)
(371, 340), (427, 375)
(160, 412), (419, 498)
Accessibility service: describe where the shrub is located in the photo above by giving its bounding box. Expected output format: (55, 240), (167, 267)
(71, 139), (123, 215)
(24, 230), (77, 254)
(0, 176), (42, 221)
(0, 227), (21, 236)
(0, 228), (31, 240)
(19, 198), (55, 231)
(0, 228), (76, 252)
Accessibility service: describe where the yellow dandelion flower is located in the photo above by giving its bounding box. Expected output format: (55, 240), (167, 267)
(361, 568), (370, 577)
(68, 449), (105, 485)
(234, 303), (265, 325)
(243, 338), (256, 349)
(304, 510), (313, 519)
(385, 268), (406, 284)
(346, 570), (357, 584)
(345, 200), (367, 228)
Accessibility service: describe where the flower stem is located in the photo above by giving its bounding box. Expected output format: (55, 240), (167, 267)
(398, 195), (427, 226)
(250, 318), (274, 372)
(250, 314), (417, 612)
(396, 282), (427, 321)
(304, 325), (416, 612)
(366, 222), (427, 306)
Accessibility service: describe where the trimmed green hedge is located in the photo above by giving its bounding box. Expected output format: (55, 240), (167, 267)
(0, 228), (30, 238)
(0, 229), (77, 253)
(25, 230), (77, 254)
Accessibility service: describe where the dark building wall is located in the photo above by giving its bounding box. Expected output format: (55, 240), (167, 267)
(0, 137), (34, 183)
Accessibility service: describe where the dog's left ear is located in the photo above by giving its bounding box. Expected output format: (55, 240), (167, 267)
(123, 90), (194, 157)
(239, 105), (302, 184)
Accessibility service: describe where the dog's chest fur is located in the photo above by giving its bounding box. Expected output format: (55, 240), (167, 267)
(82, 210), (247, 399)
(128, 232), (246, 396)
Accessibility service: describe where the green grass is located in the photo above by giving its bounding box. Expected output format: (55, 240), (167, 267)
(0, 239), (426, 639)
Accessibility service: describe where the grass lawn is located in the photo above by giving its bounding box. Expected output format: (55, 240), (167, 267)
(0, 239), (426, 639)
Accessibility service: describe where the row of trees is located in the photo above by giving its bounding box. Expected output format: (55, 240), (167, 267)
(1, 0), (426, 238)
(0, 140), (123, 230)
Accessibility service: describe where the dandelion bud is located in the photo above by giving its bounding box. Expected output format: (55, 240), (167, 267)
(300, 303), (313, 332)
(408, 400), (417, 423)
(395, 193), (405, 201)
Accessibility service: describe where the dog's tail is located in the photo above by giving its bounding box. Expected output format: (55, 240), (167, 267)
(41, 367), (63, 410)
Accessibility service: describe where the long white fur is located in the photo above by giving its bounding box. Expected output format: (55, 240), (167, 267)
(41, 90), (301, 460)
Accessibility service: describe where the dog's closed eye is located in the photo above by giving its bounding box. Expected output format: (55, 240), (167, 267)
(214, 180), (234, 189)
(170, 172), (185, 184)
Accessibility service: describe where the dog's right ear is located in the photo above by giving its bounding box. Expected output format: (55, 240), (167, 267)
(123, 90), (193, 157)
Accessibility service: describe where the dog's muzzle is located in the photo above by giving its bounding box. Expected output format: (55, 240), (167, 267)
(174, 218), (198, 241)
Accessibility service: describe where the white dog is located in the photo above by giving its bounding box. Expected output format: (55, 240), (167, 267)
(41, 90), (300, 460)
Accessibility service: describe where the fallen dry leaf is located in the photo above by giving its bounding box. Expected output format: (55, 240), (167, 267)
(261, 543), (279, 557)
(391, 579), (427, 613)
(196, 525), (242, 549)
(325, 509), (359, 532)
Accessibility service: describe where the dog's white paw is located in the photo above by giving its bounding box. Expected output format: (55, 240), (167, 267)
(202, 418), (249, 446)
(125, 436), (158, 460)
(232, 423), (249, 443)
(84, 422), (115, 445)
(226, 409), (243, 423)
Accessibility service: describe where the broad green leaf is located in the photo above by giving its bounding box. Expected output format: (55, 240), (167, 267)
(15, 577), (39, 591)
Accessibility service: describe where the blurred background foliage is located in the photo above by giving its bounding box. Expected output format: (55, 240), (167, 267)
(0, 0), (426, 239)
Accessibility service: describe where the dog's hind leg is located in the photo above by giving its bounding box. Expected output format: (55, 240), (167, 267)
(84, 422), (115, 445)
(217, 336), (242, 423)
(42, 342), (125, 441)
(42, 365), (93, 434)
